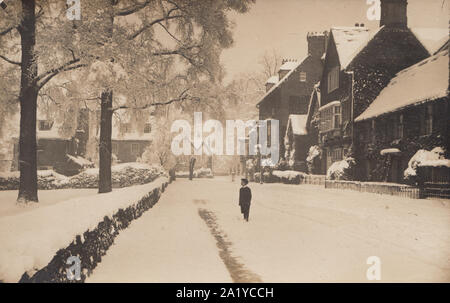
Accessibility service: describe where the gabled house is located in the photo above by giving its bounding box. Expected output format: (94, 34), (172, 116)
(257, 31), (328, 158)
(315, 0), (445, 177)
(11, 108), (90, 172)
(354, 48), (449, 183)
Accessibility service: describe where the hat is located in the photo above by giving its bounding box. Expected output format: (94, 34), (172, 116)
(241, 178), (249, 185)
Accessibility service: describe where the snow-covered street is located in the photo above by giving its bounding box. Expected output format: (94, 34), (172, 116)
(87, 177), (450, 282)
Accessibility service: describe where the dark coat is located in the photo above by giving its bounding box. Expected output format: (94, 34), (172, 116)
(239, 186), (252, 206)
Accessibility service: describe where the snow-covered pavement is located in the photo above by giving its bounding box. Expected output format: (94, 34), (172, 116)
(87, 177), (450, 282)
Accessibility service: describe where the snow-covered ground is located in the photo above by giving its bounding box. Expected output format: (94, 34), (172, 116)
(0, 177), (168, 282)
(87, 177), (450, 282)
(0, 189), (98, 218)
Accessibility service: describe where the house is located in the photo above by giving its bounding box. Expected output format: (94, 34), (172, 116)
(354, 48), (449, 183)
(257, 31), (328, 159)
(314, 0), (446, 177)
(12, 108), (89, 172)
(108, 110), (153, 163)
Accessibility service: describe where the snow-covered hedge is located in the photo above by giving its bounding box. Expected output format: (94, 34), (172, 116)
(326, 157), (355, 181)
(0, 177), (169, 283)
(404, 147), (449, 180)
(0, 163), (166, 190)
(272, 170), (305, 184)
(175, 167), (213, 178)
(0, 170), (70, 190)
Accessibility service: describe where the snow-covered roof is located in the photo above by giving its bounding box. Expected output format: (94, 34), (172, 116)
(279, 60), (298, 71)
(380, 148), (401, 155)
(411, 27), (449, 55)
(331, 26), (373, 70)
(356, 50), (449, 122)
(257, 58), (306, 106)
(286, 114), (308, 136)
(319, 100), (340, 112)
(266, 75), (279, 84)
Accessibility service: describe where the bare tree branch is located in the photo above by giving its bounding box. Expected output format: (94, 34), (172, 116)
(0, 25), (15, 36)
(129, 8), (182, 39)
(115, 0), (152, 16)
(112, 88), (199, 111)
(0, 54), (21, 66)
(38, 63), (86, 89)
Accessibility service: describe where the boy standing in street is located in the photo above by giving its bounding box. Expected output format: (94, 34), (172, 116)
(239, 178), (252, 222)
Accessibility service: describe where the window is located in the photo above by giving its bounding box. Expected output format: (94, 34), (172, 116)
(319, 102), (341, 132)
(144, 123), (151, 133)
(333, 106), (341, 129)
(299, 72), (307, 82)
(327, 66), (339, 93)
(131, 143), (139, 154)
(38, 120), (53, 131)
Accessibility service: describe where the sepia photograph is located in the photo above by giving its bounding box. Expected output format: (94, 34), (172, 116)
(0, 0), (449, 293)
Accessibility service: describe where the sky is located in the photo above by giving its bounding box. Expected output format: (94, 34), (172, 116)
(221, 0), (449, 83)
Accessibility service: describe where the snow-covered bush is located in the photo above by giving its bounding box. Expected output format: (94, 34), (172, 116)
(404, 147), (449, 181)
(0, 163), (165, 190)
(54, 154), (95, 176)
(70, 163), (165, 188)
(306, 145), (321, 174)
(175, 167), (213, 178)
(326, 157), (355, 180)
(272, 170), (305, 184)
(194, 167), (213, 178)
(0, 170), (70, 190)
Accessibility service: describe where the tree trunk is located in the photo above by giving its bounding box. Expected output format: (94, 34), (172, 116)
(98, 90), (113, 193)
(17, 0), (38, 203)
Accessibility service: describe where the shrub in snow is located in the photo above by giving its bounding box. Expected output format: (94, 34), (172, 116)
(0, 163), (165, 190)
(272, 170), (305, 184)
(404, 147), (449, 181)
(175, 167), (213, 178)
(70, 163), (165, 188)
(306, 145), (321, 174)
(54, 154), (95, 176)
(326, 157), (355, 181)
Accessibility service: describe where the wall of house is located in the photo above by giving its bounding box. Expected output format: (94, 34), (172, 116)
(112, 140), (151, 163)
(355, 97), (449, 183)
(318, 27), (430, 175)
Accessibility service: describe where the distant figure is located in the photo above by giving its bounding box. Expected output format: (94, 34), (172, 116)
(239, 178), (252, 222)
(189, 157), (196, 180)
(231, 167), (235, 182)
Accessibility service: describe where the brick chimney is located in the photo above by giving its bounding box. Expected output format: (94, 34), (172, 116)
(380, 0), (408, 28)
(307, 31), (328, 58)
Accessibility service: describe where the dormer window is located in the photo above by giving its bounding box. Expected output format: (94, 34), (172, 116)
(38, 120), (53, 131)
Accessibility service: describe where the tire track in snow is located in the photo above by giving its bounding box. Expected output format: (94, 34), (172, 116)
(198, 207), (262, 283)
